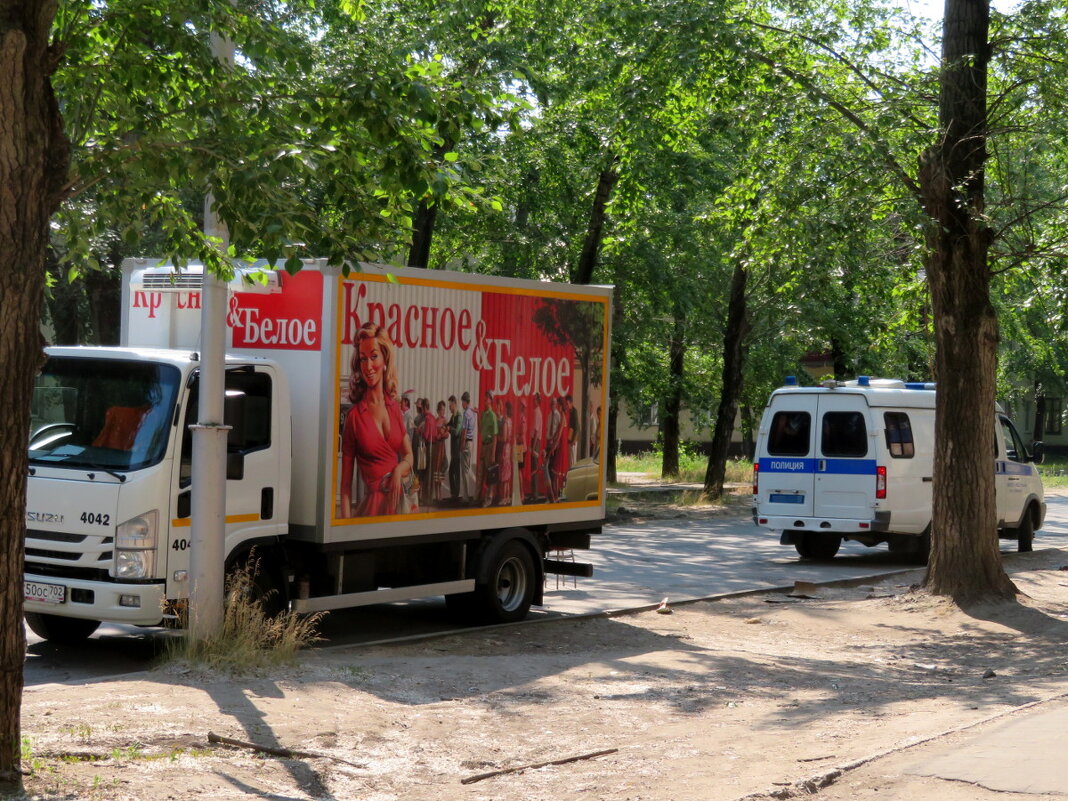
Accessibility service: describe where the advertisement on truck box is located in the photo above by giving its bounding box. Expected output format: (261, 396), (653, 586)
(332, 272), (609, 523)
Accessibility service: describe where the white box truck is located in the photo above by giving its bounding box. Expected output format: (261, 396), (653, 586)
(24, 259), (611, 642)
(753, 376), (1045, 562)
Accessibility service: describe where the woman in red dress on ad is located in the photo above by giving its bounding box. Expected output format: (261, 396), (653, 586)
(550, 396), (571, 501)
(340, 322), (414, 517)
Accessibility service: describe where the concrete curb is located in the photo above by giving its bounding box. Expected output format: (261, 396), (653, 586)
(731, 688), (1068, 801)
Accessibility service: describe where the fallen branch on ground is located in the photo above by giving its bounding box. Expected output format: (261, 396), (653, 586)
(461, 748), (618, 785)
(207, 731), (365, 769)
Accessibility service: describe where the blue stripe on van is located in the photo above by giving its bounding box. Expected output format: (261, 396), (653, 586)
(823, 458), (878, 475)
(759, 458), (816, 473)
(996, 461), (1033, 476)
(759, 458), (877, 475)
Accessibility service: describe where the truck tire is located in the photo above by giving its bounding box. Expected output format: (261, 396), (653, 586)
(229, 551), (287, 619)
(24, 612), (100, 644)
(795, 533), (841, 561)
(451, 539), (537, 625)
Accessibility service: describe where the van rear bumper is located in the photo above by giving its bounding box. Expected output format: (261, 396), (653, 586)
(756, 512), (892, 535)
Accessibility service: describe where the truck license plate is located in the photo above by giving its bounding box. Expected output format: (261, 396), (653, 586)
(24, 580), (66, 605)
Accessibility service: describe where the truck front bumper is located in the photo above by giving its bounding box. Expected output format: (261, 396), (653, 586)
(23, 572), (166, 626)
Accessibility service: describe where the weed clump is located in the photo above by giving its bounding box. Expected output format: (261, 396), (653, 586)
(165, 560), (324, 672)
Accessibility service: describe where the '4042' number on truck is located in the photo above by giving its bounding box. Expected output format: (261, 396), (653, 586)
(80, 512), (110, 526)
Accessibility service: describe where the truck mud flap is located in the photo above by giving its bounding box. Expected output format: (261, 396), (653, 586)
(543, 559), (594, 578)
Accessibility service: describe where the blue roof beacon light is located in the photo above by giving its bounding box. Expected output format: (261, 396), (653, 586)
(858, 375), (871, 387)
(905, 382), (936, 391)
(784, 375), (798, 386)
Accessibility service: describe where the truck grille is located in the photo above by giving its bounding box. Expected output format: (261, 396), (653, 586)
(26, 530), (87, 544)
(25, 528), (115, 574)
(24, 561), (111, 582)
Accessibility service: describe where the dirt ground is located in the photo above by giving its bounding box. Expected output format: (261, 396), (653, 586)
(18, 496), (1068, 801)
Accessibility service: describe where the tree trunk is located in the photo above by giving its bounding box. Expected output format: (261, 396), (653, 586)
(660, 313), (685, 479)
(406, 198), (439, 269)
(44, 250), (82, 344)
(740, 404), (755, 459)
(502, 169), (538, 278)
(606, 395), (618, 482)
(0, 2), (69, 791)
(85, 265), (122, 345)
(573, 157), (618, 285)
(830, 337), (848, 380)
(1032, 384), (1046, 445)
(705, 263), (751, 497)
(920, 0), (1016, 602)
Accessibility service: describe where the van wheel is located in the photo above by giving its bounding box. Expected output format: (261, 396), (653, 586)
(908, 530), (931, 565)
(1012, 514), (1034, 553)
(24, 612), (100, 644)
(795, 533), (841, 560)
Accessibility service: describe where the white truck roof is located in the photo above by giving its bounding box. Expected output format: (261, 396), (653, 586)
(44, 346), (273, 371)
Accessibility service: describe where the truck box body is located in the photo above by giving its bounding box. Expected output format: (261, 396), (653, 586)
(122, 260), (610, 543)
(25, 260), (611, 635)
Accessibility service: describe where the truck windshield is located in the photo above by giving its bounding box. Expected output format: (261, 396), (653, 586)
(29, 357), (181, 472)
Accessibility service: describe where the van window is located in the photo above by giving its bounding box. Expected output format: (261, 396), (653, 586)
(999, 416), (1028, 462)
(821, 412), (867, 457)
(884, 412), (915, 458)
(768, 411), (811, 456)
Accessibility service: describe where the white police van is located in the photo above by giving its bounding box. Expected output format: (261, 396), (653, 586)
(753, 377), (1045, 561)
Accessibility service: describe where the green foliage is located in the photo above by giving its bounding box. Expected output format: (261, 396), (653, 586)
(618, 448), (752, 485)
(1037, 456), (1068, 489)
(50, 0), (522, 277)
(42, 0), (1068, 436)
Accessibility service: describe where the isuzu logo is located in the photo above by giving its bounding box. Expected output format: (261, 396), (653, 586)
(26, 511), (64, 524)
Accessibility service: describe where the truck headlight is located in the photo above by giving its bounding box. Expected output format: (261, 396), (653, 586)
(115, 550), (156, 579)
(114, 511), (158, 579)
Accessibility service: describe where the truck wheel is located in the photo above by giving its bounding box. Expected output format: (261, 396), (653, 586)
(24, 612), (100, 644)
(795, 533), (841, 561)
(1013, 514), (1034, 553)
(229, 553), (287, 619)
(458, 540), (536, 625)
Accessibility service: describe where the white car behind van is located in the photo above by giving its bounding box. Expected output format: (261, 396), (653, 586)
(753, 377), (1045, 562)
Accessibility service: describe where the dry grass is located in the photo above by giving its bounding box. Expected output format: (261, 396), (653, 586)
(164, 560), (324, 672)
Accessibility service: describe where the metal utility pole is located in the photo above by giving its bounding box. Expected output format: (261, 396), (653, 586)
(188, 24), (235, 641)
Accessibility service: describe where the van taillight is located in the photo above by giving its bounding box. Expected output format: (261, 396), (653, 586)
(753, 463), (759, 496)
(876, 466), (887, 499)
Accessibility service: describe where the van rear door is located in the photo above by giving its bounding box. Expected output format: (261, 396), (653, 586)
(813, 393), (876, 520)
(758, 396), (817, 518)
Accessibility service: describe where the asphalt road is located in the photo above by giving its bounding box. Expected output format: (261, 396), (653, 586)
(24, 494), (1068, 686)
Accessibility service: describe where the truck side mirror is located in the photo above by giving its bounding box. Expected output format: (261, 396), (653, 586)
(1030, 440), (1045, 465)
